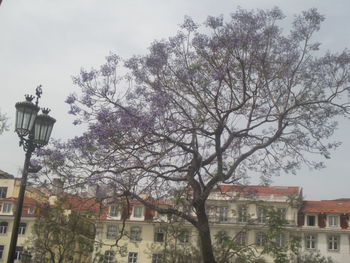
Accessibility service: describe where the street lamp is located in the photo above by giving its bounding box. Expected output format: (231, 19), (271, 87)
(7, 86), (56, 263)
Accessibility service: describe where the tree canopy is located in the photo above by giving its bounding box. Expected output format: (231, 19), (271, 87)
(38, 7), (350, 263)
(30, 197), (95, 263)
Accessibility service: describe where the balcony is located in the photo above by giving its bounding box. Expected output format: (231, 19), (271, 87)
(207, 216), (296, 226)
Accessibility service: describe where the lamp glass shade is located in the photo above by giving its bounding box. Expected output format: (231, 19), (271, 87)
(33, 112), (56, 146)
(15, 99), (39, 137)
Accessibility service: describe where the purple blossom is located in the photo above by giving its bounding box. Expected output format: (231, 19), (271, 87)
(96, 186), (108, 199)
(192, 34), (209, 50)
(100, 85), (110, 96)
(68, 105), (81, 115)
(180, 15), (198, 32)
(212, 70), (225, 81)
(146, 41), (168, 71)
(73, 119), (82, 126)
(97, 107), (112, 122)
(81, 70), (96, 82)
(106, 53), (120, 64)
(81, 94), (94, 107)
(100, 64), (114, 77)
(205, 15), (223, 29)
(65, 93), (77, 104)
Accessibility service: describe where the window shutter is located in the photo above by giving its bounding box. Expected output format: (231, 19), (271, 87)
(145, 208), (155, 221)
(318, 213), (326, 228)
(340, 214), (349, 229)
(297, 212), (304, 226)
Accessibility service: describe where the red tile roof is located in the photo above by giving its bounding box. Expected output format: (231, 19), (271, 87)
(216, 185), (301, 195)
(0, 196), (38, 204)
(302, 200), (350, 214)
(64, 195), (101, 212)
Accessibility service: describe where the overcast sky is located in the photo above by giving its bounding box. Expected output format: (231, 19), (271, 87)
(0, 0), (349, 200)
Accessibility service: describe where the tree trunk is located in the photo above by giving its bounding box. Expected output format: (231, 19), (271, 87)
(195, 201), (217, 263)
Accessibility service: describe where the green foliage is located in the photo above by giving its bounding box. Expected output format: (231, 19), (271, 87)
(30, 197), (95, 263)
(150, 223), (203, 263)
(211, 204), (301, 263)
(213, 230), (264, 263)
(261, 206), (299, 263)
(293, 251), (335, 263)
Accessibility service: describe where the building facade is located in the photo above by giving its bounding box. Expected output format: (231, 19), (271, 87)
(0, 172), (38, 262)
(298, 199), (350, 263)
(0, 169), (349, 263)
(93, 185), (304, 263)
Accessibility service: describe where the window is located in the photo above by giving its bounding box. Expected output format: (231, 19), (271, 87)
(178, 230), (190, 243)
(216, 230), (228, 245)
(305, 234), (317, 249)
(2, 203), (12, 213)
(207, 206), (217, 219)
(307, 215), (316, 226)
(0, 222), (8, 234)
(238, 205), (247, 223)
(28, 207), (36, 215)
(276, 208), (287, 220)
(257, 207), (267, 224)
(104, 250), (115, 263)
(128, 252), (138, 263)
(0, 245), (4, 259)
(133, 206), (143, 218)
(109, 205), (120, 217)
(236, 231), (246, 246)
(256, 232), (266, 247)
(219, 206), (228, 222)
(130, 226), (141, 241)
(276, 233), (285, 248)
(154, 228), (165, 242)
(18, 223), (26, 235)
(328, 215), (339, 227)
(152, 253), (163, 263)
(106, 225), (118, 240)
(15, 246), (23, 260)
(0, 187), (7, 198)
(328, 235), (339, 251)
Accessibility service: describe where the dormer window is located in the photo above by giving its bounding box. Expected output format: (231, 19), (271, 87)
(306, 215), (316, 226)
(328, 215), (339, 227)
(109, 205), (120, 217)
(2, 203), (12, 213)
(133, 206), (143, 218)
(28, 207), (36, 215)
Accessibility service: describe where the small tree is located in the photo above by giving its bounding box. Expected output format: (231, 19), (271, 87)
(0, 109), (8, 134)
(30, 197), (95, 263)
(38, 7), (350, 263)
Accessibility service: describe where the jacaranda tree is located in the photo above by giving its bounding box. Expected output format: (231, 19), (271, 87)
(38, 7), (350, 263)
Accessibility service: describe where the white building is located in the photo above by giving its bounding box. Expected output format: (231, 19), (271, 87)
(299, 199), (350, 262)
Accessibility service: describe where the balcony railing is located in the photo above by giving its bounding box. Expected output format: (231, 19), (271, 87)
(207, 216), (296, 226)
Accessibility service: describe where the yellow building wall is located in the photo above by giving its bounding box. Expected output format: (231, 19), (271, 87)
(0, 217), (36, 262)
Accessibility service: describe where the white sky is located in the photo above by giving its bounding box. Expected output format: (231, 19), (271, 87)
(0, 0), (349, 200)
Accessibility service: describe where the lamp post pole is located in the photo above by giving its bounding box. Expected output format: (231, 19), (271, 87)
(7, 86), (55, 263)
(7, 149), (33, 263)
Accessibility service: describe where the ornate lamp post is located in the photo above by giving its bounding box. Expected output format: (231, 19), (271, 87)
(7, 86), (56, 263)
